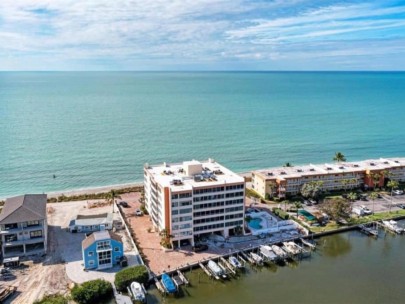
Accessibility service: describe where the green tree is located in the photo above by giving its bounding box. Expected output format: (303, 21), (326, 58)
(387, 180), (399, 212)
(333, 152), (346, 163)
(115, 265), (149, 291)
(267, 181), (277, 198)
(71, 279), (113, 304)
(371, 173), (381, 190)
(347, 192), (357, 202)
(319, 198), (353, 221)
(294, 201), (302, 216)
(340, 179), (350, 193)
(300, 181), (324, 199)
(368, 191), (379, 214)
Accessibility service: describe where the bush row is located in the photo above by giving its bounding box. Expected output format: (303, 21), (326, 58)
(115, 265), (149, 291)
(272, 207), (290, 220)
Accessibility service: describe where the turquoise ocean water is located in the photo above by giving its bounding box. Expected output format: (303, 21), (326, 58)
(1, 72), (405, 198)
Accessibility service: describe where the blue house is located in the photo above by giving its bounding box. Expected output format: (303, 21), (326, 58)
(82, 230), (123, 270)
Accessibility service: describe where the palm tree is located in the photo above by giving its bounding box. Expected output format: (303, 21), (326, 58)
(340, 179), (350, 193)
(368, 191), (378, 214)
(108, 189), (121, 212)
(387, 180), (399, 212)
(268, 181), (277, 198)
(333, 152), (346, 163)
(371, 173), (381, 190)
(347, 192), (357, 202)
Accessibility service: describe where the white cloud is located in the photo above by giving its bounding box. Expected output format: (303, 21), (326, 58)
(0, 0), (404, 70)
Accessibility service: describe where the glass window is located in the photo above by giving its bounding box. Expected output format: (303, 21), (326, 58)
(30, 230), (43, 238)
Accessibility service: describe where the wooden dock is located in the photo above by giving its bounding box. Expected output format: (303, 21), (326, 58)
(359, 224), (378, 237)
(154, 277), (166, 295)
(220, 257), (237, 275)
(177, 270), (190, 286)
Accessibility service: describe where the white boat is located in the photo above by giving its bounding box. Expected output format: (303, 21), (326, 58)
(382, 220), (404, 234)
(259, 245), (278, 261)
(282, 242), (302, 255)
(300, 238), (316, 249)
(207, 260), (226, 279)
(130, 281), (146, 303)
(250, 252), (264, 265)
(228, 256), (243, 269)
(271, 245), (287, 259)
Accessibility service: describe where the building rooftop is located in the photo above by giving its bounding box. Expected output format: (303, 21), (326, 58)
(0, 194), (47, 225)
(253, 157), (405, 180)
(69, 213), (114, 227)
(144, 159), (244, 191)
(82, 230), (122, 250)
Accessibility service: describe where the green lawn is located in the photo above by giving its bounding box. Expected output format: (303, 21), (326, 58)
(309, 222), (341, 233)
(351, 209), (405, 224)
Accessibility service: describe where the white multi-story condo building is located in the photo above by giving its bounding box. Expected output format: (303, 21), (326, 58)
(144, 159), (245, 247)
(252, 157), (405, 198)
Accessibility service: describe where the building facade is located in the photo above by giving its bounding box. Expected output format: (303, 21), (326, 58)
(0, 194), (48, 258)
(82, 230), (123, 270)
(69, 213), (115, 233)
(144, 159), (245, 247)
(252, 157), (405, 198)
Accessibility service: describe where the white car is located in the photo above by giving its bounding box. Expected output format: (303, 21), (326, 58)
(393, 189), (404, 195)
(135, 209), (143, 216)
(360, 205), (372, 215)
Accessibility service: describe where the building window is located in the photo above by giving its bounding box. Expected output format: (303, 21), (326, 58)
(89, 260), (94, 266)
(114, 247), (120, 252)
(5, 234), (18, 242)
(115, 256), (120, 261)
(88, 251), (94, 257)
(97, 241), (111, 250)
(26, 220), (40, 227)
(30, 230), (43, 239)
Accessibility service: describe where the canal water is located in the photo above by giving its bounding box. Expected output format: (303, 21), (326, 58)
(147, 228), (405, 304)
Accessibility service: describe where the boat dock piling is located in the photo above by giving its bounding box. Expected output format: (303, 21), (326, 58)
(220, 257), (237, 275)
(177, 270), (190, 286)
(240, 251), (256, 265)
(154, 277), (166, 295)
(237, 253), (247, 266)
(199, 262), (213, 278)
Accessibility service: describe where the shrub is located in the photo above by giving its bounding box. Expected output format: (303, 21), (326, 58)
(34, 294), (68, 304)
(71, 279), (113, 304)
(115, 265), (149, 292)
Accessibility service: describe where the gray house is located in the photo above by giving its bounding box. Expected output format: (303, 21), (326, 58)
(69, 213), (116, 233)
(0, 194), (48, 258)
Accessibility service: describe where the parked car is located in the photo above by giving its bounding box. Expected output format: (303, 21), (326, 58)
(377, 193), (383, 198)
(360, 205), (372, 215)
(397, 204), (405, 209)
(135, 209), (143, 216)
(303, 200), (312, 206)
(192, 244), (209, 252)
(119, 201), (129, 208)
(309, 199), (317, 205)
(393, 189), (404, 195)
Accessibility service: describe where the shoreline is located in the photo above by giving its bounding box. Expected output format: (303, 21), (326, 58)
(1, 172), (252, 201)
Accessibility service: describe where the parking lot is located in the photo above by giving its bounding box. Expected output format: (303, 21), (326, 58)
(304, 192), (405, 216)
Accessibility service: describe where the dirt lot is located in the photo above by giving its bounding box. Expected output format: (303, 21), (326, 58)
(4, 199), (136, 303)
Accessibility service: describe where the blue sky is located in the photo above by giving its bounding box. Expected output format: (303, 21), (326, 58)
(0, 0), (405, 70)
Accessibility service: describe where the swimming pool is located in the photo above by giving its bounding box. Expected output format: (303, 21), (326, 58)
(248, 218), (262, 229)
(298, 209), (316, 221)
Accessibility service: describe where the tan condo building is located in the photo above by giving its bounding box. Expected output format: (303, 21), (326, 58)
(144, 159), (245, 247)
(252, 157), (405, 198)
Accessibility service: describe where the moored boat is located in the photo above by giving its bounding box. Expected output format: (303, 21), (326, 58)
(250, 252), (264, 265)
(229, 256), (243, 269)
(130, 281), (146, 302)
(260, 245), (278, 262)
(208, 260), (227, 279)
(161, 273), (177, 294)
(271, 245), (288, 259)
(382, 220), (404, 234)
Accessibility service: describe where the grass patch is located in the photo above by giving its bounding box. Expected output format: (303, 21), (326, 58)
(309, 221), (341, 233)
(34, 294), (68, 304)
(351, 209), (405, 224)
(245, 188), (261, 199)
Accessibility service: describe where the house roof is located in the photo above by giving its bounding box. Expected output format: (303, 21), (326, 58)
(82, 230), (122, 250)
(69, 213), (113, 227)
(0, 194), (47, 224)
